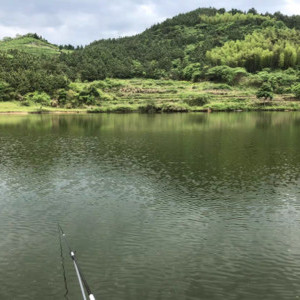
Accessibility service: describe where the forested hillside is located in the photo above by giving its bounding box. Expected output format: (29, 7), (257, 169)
(59, 8), (300, 81)
(0, 7), (299, 110)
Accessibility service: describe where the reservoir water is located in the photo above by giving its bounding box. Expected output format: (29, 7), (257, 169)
(0, 112), (300, 299)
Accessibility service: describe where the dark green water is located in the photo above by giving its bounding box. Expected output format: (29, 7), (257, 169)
(1, 112), (300, 300)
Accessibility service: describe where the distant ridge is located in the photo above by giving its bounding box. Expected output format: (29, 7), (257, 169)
(0, 33), (70, 56)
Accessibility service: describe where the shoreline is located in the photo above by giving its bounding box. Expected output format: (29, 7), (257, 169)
(0, 110), (86, 115)
(0, 107), (299, 115)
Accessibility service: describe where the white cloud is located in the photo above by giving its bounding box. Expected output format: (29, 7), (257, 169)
(0, 25), (27, 39)
(282, 0), (300, 15)
(0, 0), (297, 45)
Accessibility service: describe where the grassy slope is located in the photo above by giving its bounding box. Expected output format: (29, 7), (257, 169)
(0, 102), (85, 113)
(0, 36), (68, 56)
(0, 79), (299, 113)
(90, 79), (299, 112)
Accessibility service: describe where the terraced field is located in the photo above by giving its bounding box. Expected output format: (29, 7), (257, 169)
(86, 79), (298, 112)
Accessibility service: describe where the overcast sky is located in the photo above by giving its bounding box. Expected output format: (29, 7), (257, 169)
(0, 0), (299, 45)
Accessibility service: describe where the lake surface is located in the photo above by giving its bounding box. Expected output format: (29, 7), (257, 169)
(1, 112), (300, 300)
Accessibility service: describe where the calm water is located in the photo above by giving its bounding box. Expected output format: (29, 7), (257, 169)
(1, 112), (300, 300)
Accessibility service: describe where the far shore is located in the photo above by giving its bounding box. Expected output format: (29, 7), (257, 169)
(0, 105), (299, 115)
(1, 79), (299, 115)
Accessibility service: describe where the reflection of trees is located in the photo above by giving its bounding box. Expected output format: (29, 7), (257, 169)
(0, 114), (106, 135)
(187, 114), (208, 124)
(255, 112), (273, 129)
(293, 117), (300, 127)
(0, 112), (300, 191)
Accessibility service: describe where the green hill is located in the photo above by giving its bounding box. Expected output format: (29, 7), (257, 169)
(59, 8), (300, 81)
(0, 33), (63, 56)
(0, 7), (300, 108)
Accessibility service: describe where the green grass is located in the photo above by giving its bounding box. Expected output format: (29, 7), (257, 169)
(0, 36), (66, 56)
(0, 102), (85, 113)
(1, 79), (300, 113)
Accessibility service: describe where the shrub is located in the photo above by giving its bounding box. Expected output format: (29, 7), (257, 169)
(213, 84), (233, 90)
(65, 103), (73, 109)
(161, 102), (189, 112)
(203, 83), (233, 90)
(87, 107), (105, 113)
(248, 70), (298, 93)
(21, 100), (31, 106)
(25, 91), (51, 106)
(91, 80), (108, 89)
(139, 100), (160, 113)
(104, 79), (124, 89)
(56, 89), (67, 106)
(61, 90), (79, 108)
(184, 94), (211, 106)
(256, 83), (273, 100)
(182, 63), (203, 81)
(292, 84), (300, 99)
(78, 86), (101, 106)
(0, 81), (13, 101)
(51, 99), (59, 107)
(107, 104), (134, 113)
(98, 89), (113, 101)
(205, 66), (248, 85)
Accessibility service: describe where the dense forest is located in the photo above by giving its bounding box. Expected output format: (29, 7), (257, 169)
(0, 7), (300, 107)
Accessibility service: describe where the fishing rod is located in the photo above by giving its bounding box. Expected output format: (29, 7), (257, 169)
(58, 224), (96, 300)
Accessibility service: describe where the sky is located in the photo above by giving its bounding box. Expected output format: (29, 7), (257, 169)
(0, 0), (299, 45)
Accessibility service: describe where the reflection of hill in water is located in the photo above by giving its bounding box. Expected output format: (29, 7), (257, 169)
(0, 112), (299, 133)
(0, 112), (300, 195)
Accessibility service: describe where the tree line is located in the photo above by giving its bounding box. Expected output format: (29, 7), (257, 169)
(0, 7), (299, 104)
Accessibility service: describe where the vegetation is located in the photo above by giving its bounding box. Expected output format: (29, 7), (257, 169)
(256, 83), (274, 100)
(0, 8), (299, 113)
(0, 78), (299, 114)
(292, 84), (300, 99)
(0, 33), (65, 56)
(207, 27), (300, 72)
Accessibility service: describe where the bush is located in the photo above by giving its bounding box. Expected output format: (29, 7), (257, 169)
(292, 84), (300, 99)
(21, 100), (31, 106)
(256, 83), (273, 100)
(98, 89), (113, 101)
(205, 66), (248, 85)
(56, 89), (67, 106)
(0, 81), (13, 101)
(203, 83), (233, 90)
(91, 80), (108, 89)
(161, 102), (189, 112)
(184, 94), (211, 106)
(78, 86), (100, 105)
(25, 91), (51, 106)
(104, 79), (124, 89)
(106, 104), (134, 113)
(248, 70), (298, 93)
(206, 101), (247, 111)
(182, 63), (203, 81)
(60, 90), (79, 108)
(139, 100), (160, 113)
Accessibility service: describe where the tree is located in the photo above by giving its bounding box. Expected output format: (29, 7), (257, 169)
(248, 8), (258, 15)
(256, 83), (274, 100)
(0, 81), (13, 101)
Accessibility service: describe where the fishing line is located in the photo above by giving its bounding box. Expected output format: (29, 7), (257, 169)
(58, 224), (96, 300)
(58, 226), (70, 299)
